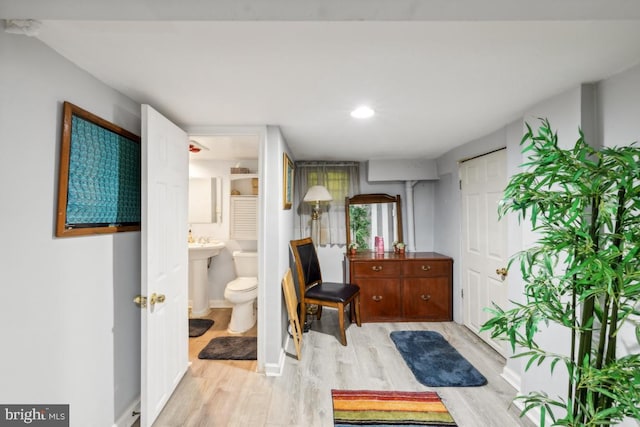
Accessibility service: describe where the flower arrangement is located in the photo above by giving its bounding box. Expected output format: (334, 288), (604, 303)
(348, 242), (358, 254)
(394, 241), (406, 254)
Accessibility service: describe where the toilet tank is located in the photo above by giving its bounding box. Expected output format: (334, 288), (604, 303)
(232, 251), (258, 277)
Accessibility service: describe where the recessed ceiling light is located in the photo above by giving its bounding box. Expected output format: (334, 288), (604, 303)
(350, 105), (375, 119)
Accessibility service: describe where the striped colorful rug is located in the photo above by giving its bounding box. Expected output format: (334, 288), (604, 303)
(332, 390), (457, 426)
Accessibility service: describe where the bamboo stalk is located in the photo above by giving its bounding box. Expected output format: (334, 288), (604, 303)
(573, 194), (601, 422)
(597, 188), (626, 413)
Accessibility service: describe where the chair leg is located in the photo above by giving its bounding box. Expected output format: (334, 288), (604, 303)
(338, 303), (347, 346)
(316, 305), (323, 320)
(300, 303), (306, 330)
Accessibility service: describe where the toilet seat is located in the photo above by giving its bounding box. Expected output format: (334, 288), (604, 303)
(226, 277), (258, 292)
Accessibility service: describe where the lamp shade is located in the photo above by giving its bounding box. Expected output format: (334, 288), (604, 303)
(303, 185), (333, 203)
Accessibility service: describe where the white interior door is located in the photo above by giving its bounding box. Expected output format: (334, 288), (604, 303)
(140, 104), (189, 426)
(461, 149), (509, 356)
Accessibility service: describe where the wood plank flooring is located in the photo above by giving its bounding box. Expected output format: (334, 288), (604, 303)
(151, 308), (535, 427)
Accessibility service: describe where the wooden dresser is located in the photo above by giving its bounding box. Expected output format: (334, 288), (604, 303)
(345, 252), (453, 323)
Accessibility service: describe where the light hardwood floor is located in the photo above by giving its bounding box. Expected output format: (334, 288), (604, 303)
(151, 308), (534, 427)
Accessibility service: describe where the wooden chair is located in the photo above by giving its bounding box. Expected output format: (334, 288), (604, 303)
(281, 268), (302, 360)
(289, 237), (361, 346)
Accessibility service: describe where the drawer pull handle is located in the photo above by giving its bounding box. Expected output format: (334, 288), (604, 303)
(372, 295), (383, 302)
(421, 265), (431, 271)
(372, 265), (383, 272)
(421, 294), (431, 301)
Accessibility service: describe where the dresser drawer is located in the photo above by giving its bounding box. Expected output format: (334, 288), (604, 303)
(358, 278), (401, 322)
(352, 261), (401, 278)
(403, 260), (451, 277)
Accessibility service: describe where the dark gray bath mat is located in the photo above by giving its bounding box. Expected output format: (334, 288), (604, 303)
(189, 318), (214, 337)
(198, 336), (257, 360)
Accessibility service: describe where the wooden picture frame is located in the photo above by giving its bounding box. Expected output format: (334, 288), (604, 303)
(283, 152), (294, 210)
(56, 101), (141, 237)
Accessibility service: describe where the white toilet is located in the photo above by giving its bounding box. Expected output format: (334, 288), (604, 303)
(224, 251), (258, 333)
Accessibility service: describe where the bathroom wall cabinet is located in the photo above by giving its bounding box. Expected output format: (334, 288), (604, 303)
(230, 196), (257, 240)
(345, 252), (453, 322)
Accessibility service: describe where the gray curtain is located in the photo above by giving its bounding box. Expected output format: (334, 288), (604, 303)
(294, 161), (360, 245)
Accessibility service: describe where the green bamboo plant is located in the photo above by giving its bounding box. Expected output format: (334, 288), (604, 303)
(481, 119), (640, 426)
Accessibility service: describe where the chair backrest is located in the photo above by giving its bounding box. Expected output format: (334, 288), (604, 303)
(290, 237), (323, 292)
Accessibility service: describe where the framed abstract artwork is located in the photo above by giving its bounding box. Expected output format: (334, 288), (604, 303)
(56, 101), (141, 237)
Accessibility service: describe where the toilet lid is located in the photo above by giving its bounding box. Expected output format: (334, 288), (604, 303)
(227, 277), (258, 292)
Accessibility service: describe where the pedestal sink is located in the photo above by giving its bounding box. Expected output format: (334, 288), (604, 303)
(189, 241), (225, 316)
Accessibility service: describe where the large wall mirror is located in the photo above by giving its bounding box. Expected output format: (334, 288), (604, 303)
(345, 193), (403, 251)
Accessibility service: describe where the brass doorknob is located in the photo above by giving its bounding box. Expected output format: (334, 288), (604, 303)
(133, 295), (147, 308)
(149, 293), (166, 305)
(496, 268), (508, 277)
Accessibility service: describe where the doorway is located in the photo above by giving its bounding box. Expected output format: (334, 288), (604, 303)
(186, 130), (261, 336)
(460, 148), (509, 356)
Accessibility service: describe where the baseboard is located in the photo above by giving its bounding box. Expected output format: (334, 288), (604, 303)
(264, 345), (285, 377)
(501, 365), (521, 391)
(113, 398), (140, 427)
(512, 394), (541, 427)
(210, 299), (232, 308)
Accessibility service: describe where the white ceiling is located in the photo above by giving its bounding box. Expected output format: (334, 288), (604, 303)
(4, 1), (640, 161)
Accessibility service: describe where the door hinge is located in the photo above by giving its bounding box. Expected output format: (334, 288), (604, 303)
(461, 289), (464, 298)
(459, 180), (462, 190)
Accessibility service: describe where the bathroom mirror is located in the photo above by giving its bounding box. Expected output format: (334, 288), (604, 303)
(345, 193), (402, 251)
(188, 177), (222, 223)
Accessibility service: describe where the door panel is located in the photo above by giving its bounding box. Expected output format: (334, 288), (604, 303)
(140, 105), (189, 427)
(461, 149), (508, 356)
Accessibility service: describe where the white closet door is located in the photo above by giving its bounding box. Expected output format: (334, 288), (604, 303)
(461, 149), (509, 357)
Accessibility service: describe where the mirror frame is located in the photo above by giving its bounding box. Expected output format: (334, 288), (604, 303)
(345, 193), (403, 250)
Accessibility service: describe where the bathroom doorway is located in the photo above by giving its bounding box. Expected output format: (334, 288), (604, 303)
(186, 127), (264, 368)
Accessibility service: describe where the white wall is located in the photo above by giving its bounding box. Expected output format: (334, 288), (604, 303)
(260, 126), (295, 374)
(516, 87), (582, 419)
(597, 63), (640, 427)
(599, 63), (640, 146)
(0, 31), (140, 426)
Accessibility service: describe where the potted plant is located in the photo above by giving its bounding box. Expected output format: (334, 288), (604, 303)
(481, 119), (640, 426)
(395, 242), (406, 254)
(348, 242), (358, 255)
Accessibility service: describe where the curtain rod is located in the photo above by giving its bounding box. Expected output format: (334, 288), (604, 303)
(295, 161), (360, 167)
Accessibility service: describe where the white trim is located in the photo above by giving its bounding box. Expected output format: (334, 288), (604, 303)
(501, 364), (522, 391)
(210, 299), (232, 308)
(113, 398), (140, 427)
(264, 347), (285, 376)
(512, 395), (541, 427)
